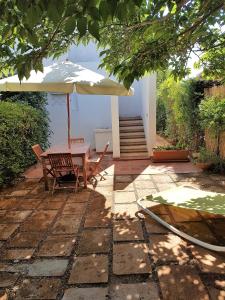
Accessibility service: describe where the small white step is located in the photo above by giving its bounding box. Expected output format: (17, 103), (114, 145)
(120, 126), (144, 132)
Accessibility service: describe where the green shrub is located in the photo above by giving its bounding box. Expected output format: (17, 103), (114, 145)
(157, 73), (220, 150)
(0, 101), (49, 186)
(199, 96), (225, 132)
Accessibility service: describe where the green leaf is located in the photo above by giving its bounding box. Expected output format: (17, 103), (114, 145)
(133, 0), (143, 7)
(77, 17), (87, 37)
(47, 1), (60, 23)
(88, 21), (100, 41)
(115, 3), (127, 21)
(64, 17), (77, 35)
(99, 0), (111, 22)
(89, 7), (100, 20)
(26, 6), (40, 27)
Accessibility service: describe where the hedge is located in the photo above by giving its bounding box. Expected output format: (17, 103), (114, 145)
(0, 101), (49, 186)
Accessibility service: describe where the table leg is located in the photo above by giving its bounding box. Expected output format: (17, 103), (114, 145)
(41, 157), (49, 191)
(83, 154), (87, 188)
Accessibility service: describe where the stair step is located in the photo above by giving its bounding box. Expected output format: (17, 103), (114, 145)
(120, 132), (145, 138)
(120, 152), (149, 158)
(120, 126), (144, 133)
(121, 145), (147, 151)
(119, 116), (142, 121)
(121, 149), (148, 153)
(120, 120), (143, 126)
(120, 138), (146, 145)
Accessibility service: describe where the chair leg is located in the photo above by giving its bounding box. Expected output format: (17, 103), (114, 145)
(74, 168), (79, 193)
(99, 166), (108, 175)
(52, 178), (56, 195)
(47, 168), (54, 177)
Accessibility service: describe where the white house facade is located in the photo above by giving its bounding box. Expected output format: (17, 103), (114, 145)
(44, 42), (156, 159)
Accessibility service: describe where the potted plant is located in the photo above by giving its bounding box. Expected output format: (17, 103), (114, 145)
(152, 144), (190, 162)
(191, 147), (214, 170)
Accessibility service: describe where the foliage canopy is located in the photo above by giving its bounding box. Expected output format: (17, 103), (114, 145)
(0, 0), (224, 87)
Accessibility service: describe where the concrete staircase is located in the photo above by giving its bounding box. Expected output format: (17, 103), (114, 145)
(119, 116), (149, 159)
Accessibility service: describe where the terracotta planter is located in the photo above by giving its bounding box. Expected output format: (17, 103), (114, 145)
(152, 150), (190, 162)
(195, 162), (212, 171)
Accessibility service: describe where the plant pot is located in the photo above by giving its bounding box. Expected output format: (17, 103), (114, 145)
(195, 162), (212, 171)
(152, 149), (190, 162)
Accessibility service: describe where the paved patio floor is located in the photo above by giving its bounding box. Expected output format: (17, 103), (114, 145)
(0, 160), (225, 299)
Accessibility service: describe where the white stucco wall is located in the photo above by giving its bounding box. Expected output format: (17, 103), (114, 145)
(119, 80), (142, 117)
(45, 42), (143, 149)
(140, 74), (157, 155)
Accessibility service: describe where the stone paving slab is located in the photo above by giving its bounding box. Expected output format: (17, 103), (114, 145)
(84, 210), (111, 227)
(190, 245), (225, 274)
(62, 202), (87, 215)
(13, 278), (62, 299)
(20, 210), (57, 232)
(12, 199), (42, 210)
(78, 228), (111, 254)
(0, 224), (19, 240)
(8, 231), (44, 248)
(52, 215), (82, 234)
(151, 174), (174, 183)
(157, 182), (177, 191)
(157, 265), (209, 300)
(0, 199), (17, 210)
(1, 248), (35, 260)
(113, 203), (139, 219)
(37, 201), (64, 210)
(115, 175), (133, 183)
(114, 191), (137, 204)
(134, 180), (156, 189)
(0, 210), (32, 223)
(114, 182), (135, 191)
(87, 196), (112, 211)
(113, 219), (144, 241)
(17, 259), (68, 277)
(67, 190), (91, 203)
(62, 287), (108, 300)
(110, 282), (160, 300)
(149, 233), (189, 264)
(0, 272), (19, 288)
(68, 255), (108, 284)
(37, 235), (76, 257)
(136, 188), (158, 199)
(113, 243), (151, 275)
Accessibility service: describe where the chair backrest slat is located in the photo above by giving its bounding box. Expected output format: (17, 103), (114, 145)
(48, 153), (74, 170)
(32, 144), (43, 162)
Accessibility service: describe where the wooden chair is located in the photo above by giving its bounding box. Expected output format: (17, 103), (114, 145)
(88, 142), (109, 182)
(47, 153), (80, 195)
(32, 144), (54, 179)
(70, 137), (85, 143)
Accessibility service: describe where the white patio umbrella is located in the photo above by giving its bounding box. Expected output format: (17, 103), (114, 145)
(0, 60), (133, 147)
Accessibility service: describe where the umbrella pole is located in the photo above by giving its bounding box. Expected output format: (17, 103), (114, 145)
(66, 93), (71, 149)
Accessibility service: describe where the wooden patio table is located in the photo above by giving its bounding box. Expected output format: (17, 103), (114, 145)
(40, 143), (91, 191)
